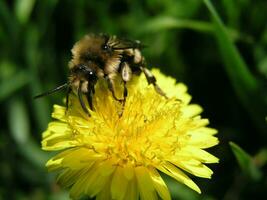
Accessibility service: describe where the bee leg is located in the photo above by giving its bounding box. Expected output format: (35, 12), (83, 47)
(66, 86), (71, 110)
(92, 86), (95, 94)
(122, 81), (128, 106)
(86, 87), (94, 111)
(106, 75), (123, 102)
(78, 82), (90, 116)
(140, 67), (168, 99)
(116, 81), (128, 118)
(121, 62), (131, 105)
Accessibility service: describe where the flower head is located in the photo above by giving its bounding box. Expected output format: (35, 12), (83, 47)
(42, 69), (219, 200)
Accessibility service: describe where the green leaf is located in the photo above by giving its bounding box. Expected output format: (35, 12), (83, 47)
(8, 98), (50, 169)
(8, 99), (30, 145)
(258, 57), (267, 79)
(222, 0), (240, 27)
(203, 0), (258, 90)
(140, 16), (213, 33)
(19, 138), (52, 169)
(254, 148), (267, 168)
(24, 26), (51, 131)
(0, 0), (18, 38)
(0, 69), (30, 102)
(15, 0), (36, 24)
(203, 0), (267, 136)
(139, 16), (252, 42)
(229, 142), (262, 181)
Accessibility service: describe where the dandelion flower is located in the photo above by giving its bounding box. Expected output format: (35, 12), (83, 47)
(42, 69), (219, 200)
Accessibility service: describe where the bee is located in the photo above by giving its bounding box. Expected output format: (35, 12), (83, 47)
(35, 34), (167, 115)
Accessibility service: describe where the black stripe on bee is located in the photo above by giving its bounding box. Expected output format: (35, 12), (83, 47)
(81, 53), (105, 70)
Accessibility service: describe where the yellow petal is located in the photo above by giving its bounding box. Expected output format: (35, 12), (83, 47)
(158, 162), (201, 194)
(182, 104), (203, 118)
(45, 149), (79, 171)
(96, 179), (112, 200)
(84, 161), (115, 197)
(52, 105), (67, 121)
(46, 122), (71, 135)
(41, 122), (75, 151)
(187, 131), (219, 149)
(150, 69), (192, 103)
(193, 117), (210, 127)
(148, 167), (171, 200)
(111, 167), (129, 200)
(42, 125), (70, 141)
(46, 148), (102, 171)
(172, 160), (213, 178)
(123, 175), (139, 200)
(175, 83), (187, 94)
(70, 168), (92, 199)
(46, 157), (63, 171)
(123, 163), (134, 180)
(57, 168), (89, 188)
(61, 148), (101, 169)
(183, 147), (219, 163)
(42, 139), (76, 151)
(135, 166), (157, 200)
(98, 159), (116, 176)
(195, 127), (218, 135)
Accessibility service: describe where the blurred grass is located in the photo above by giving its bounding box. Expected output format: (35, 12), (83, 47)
(204, 0), (267, 137)
(0, 0), (267, 199)
(229, 142), (262, 181)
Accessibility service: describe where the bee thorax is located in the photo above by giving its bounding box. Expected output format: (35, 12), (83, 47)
(133, 49), (142, 64)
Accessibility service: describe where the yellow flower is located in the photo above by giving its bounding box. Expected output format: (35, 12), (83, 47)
(42, 69), (219, 200)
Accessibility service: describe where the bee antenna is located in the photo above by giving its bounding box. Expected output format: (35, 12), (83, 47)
(113, 44), (147, 50)
(34, 83), (69, 99)
(113, 47), (132, 50)
(140, 43), (148, 49)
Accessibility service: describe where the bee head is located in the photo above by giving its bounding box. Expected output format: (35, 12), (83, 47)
(72, 64), (98, 85)
(101, 43), (112, 53)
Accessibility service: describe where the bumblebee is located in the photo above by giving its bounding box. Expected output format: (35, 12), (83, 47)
(35, 34), (166, 115)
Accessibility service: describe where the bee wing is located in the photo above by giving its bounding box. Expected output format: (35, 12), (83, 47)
(111, 37), (147, 50)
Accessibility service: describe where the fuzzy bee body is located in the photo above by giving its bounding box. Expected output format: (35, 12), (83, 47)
(35, 34), (166, 115)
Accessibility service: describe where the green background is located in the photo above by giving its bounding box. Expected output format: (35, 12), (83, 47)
(1, 0), (267, 199)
